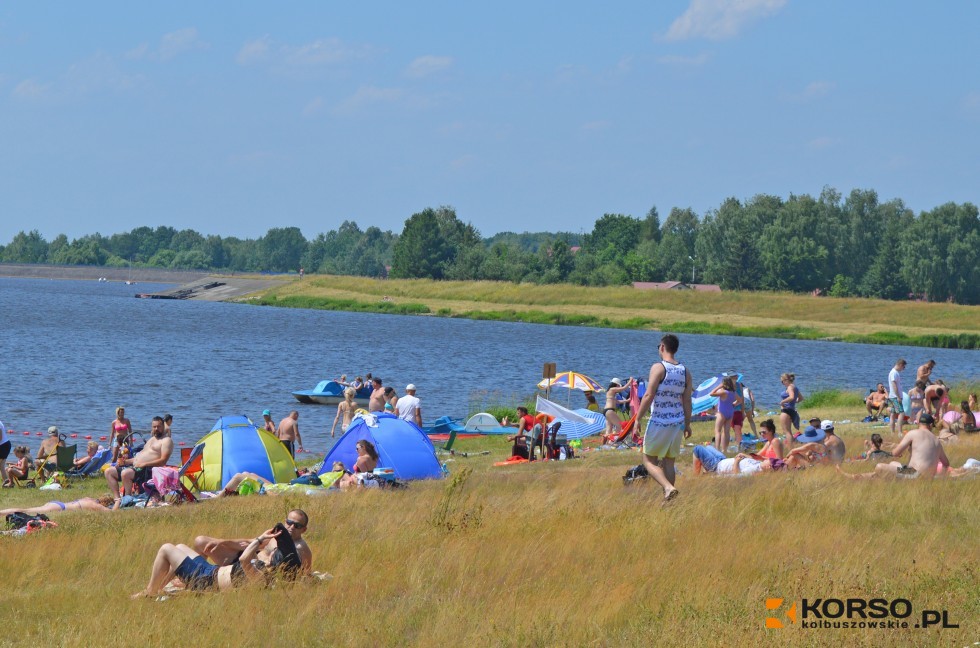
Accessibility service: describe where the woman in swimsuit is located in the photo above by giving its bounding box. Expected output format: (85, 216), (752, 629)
(339, 440), (379, 488)
(330, 388), (358, 438)
(778, 373), (802, 439)
(908, 380), (926, 424)
(110, 406), (132, 462)
(0, 494), (117, 516)
(602, 379), (633, 441)
(756, 419), (784, 460)
(0, 419), (10, 485)
(710, 376), (742, 452)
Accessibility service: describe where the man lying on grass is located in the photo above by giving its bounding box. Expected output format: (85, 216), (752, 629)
(132, 509), (312, 598)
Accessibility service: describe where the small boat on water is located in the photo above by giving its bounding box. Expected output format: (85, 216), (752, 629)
(291, 380), (371, 405)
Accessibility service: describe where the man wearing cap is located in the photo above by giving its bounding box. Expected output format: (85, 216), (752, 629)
(37, 426), (65, 464)
(840, 413), (949, 479)
(262, 409), (275, 434)
(820, 420), (845, 464)
(395, 385), (422, 427)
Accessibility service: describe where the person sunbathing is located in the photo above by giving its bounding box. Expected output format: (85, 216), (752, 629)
(133, 509), (312, 598)
(73, 441), (101, 468)
(861, 434), (893, 462)
(218, 472), (274, 497)
(1, 495), (118, 516)
(337, 440), (378, 489)
(838, 414), (949, 479)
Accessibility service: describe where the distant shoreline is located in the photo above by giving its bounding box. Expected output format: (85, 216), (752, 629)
(0, 263), (209, 284)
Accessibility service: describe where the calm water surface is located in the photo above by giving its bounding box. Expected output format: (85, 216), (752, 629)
(1, 277), (976, 455)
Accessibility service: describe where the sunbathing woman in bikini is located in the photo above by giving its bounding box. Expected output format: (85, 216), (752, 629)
(0, 495), (118, 516)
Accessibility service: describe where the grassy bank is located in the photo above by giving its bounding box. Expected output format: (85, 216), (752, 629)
(1, 400), (978, 646)
(248, 276), (980, 349)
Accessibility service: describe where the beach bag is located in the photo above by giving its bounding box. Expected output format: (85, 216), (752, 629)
(622, 464), (648, 485)
(5, 512), (49, 530)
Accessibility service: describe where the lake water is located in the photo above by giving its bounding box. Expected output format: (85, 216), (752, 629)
(0, 277), (976, 455)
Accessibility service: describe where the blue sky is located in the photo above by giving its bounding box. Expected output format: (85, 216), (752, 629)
(1, 1), (978, 243)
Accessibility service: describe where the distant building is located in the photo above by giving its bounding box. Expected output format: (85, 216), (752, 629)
(632, 282), (721, 292)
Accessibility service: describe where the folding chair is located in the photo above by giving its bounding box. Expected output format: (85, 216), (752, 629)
(55, 444), (77, 473)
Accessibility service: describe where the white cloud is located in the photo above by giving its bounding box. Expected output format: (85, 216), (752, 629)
(124, 43), (150, 60)
(158, 27), (207, 60)
(580, 120), (610, 133)
(236, 36), (374, 71)
(404, 55), (453, 78)
(656, 51), (713, 66)
(302, 97), (324, 117)
(451, 154), (477, 170)
(664, 0), (787, 41)
(807, 136), (835, 150)
(782, 80), (835, 102)
(334, 85), (403, 115)
(237, 36), (271, 65)
(126, 28), (207, 61)
(11, 78), (48, 99)
(962, 91), (980, 116)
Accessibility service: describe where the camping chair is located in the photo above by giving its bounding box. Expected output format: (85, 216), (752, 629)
(544, 422), (563, 459)
(434, 428), (459, 454)
(177, 445), (205, 501)
(54, 444), (77, 473)
(66, 447), (110, 479)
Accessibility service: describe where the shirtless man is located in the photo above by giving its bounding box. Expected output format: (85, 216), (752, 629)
(368, 378), (386, 413)
(865, 384), (887, 419)
(36, 427), (65, 464)
(839, 413), (949, 479)
(276, 411), (304, 457)
(916, 360), (935, 384)
(105, 416), (174, 497)
(820, 420), (846, 464)
(133, 509), (312, 598)
(923, 384), (946, 417)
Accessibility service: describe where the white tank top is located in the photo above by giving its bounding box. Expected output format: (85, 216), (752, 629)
(650, 361), (687, 426)
(0, 420), (8, 445)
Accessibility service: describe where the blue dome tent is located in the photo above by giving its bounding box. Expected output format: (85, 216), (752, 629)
(318, 412), (444, 481)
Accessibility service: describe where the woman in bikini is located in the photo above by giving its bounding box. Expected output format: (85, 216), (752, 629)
(0, 494), (117, 516)
(330, 387), (358, 438)
(602, 379), (633, 441)
(339, 440), (379, 488)
(755, 419), (784, 460)
(110, 406), (133, 462)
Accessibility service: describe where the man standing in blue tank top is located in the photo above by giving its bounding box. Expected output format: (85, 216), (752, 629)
(634, 333), (693, 503)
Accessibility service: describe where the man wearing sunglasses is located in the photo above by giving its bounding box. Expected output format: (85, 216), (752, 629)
(133, 509), (312, 598)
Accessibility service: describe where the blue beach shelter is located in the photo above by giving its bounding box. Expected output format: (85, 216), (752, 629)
(319, 412), (444, 481)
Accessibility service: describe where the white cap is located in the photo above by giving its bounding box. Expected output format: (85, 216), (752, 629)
(609, 378), (622, 387)
(406, 384), (416, 391)
(820, 420), (835, 431)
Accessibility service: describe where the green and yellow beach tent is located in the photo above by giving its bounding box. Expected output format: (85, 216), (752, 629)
(182, 415), (296, 491)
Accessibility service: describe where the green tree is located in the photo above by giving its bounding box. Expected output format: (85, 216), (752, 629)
(899, 202), (980, 303)
(391, 207), (478, 279)
(858, 199), (913, 300)
(655, 208), (699, 281)
(758, 195), (829, 291)
(259, 227), (308, 272)
(2, 230), (48, 263)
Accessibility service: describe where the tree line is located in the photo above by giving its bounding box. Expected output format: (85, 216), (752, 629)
(2, 187), (977, 304)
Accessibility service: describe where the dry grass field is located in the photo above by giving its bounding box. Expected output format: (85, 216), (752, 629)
(253, 275), (980, 347)
(1, 401), (977, 647)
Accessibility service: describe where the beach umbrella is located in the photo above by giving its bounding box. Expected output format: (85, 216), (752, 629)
(691, 372), (742, 415)
(537, 370), (605, 407)
(537, 371), (604, 392)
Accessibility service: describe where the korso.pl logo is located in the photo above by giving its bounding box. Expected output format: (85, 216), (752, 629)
(766, 597), (959, 630)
